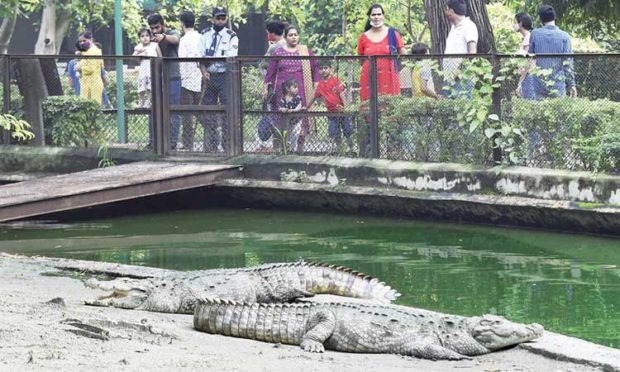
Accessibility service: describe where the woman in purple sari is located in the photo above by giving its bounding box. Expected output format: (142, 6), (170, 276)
(263, 25), (320, 153)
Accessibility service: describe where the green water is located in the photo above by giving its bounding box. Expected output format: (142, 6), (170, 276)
(1, 208), (619, 348)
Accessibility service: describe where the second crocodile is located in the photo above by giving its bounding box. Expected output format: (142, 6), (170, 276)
(194, 298), (544, 360)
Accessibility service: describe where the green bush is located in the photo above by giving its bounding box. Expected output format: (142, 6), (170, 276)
(42, 96), (106, 147)
(105, 70), (140, 109)
(0, 83), (25, 119)
(242, 65), (264, 111)
(363, 95), (493, 164)
(507, 98), (620, 173)
(574, 57), (620, 101)
(354, 94), (619, 172)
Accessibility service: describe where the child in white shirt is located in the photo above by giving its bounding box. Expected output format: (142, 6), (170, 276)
(133, 28), (161, 107)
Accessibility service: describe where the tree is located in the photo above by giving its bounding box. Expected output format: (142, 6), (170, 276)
(34, 1), (72, 54)
(466, 0), (495, 53)
(13, 60), (48, 145)
(0, 8), (18, 55)
(424, 0), (449, 55)
(425, 0), (496, 55)
(1, 0), (145, 145)
(502, 0), (619, 39)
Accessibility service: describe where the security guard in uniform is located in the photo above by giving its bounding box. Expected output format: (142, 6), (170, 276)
(200, 6), (239, 152)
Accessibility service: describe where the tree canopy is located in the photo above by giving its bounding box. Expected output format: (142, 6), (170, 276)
(1, 0), (618, 55)
(500, 0), (619, 50)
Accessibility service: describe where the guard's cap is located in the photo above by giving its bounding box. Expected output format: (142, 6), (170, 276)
(213, 7), (227, 17)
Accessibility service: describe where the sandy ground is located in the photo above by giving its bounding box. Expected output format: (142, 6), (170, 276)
(0, 253), (617, 372)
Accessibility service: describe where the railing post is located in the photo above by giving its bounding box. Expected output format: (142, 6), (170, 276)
(161, 58), (171, 155)
(2, 56), (10, 144)
(151, 57), (165, 156)
(226, 57), (242, 156)
(114, 0), (125, 144)
(368, 56), (379, 158)
(491, 54), (502, 164)
(115, 58), (126, 143)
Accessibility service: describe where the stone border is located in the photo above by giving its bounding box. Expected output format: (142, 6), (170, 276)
(233, 155), (620, 204)
(214, 179), (620, 236)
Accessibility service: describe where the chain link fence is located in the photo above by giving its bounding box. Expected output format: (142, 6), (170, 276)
(240, 56), (362, 156)
(375, 55), (494, 163)
(1, 55), (153, 151)
(498, 54), (620, 172)
(2, 53), (619, 174)
(167, 57), (228, 155)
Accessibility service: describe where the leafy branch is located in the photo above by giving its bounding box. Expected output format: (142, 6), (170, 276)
(0, 114), (35, 142)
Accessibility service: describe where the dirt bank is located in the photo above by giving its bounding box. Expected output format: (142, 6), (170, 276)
(0, 253), (616, 372)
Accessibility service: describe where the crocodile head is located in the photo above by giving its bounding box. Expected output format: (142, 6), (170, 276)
(468, 314), (544, 350)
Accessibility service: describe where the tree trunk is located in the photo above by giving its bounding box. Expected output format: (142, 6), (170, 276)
(424, 0), (495, 54)
(14, 59), (48, 146)
(466, 0), (496, 53)
(0, 9), (18, 55)
(55, 8), (72, 54)
(35, 1), (58, 55)
(25, 0), (71, 145)
(424, 0), (449, 55)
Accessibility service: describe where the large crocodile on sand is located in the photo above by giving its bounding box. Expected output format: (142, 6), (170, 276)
(194, 298), (544, 360)
(81, 261), (400, 314)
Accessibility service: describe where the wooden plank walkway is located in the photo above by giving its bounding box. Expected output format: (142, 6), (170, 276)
(0, 161), (240, 222)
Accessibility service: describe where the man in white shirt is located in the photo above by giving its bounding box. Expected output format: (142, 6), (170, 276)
(178, 10), (204, 151)
(442, 0), (478, 98)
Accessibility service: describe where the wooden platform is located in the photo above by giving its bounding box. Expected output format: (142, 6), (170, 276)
(0, 161), (240, 222)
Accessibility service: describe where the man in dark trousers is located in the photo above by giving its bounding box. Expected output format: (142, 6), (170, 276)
(147, 14), (182, 150)
(200, 7), (239, 152)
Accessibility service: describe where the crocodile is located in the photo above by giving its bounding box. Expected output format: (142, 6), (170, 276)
(193, 298), (544, 360)
(83, 261), (401, 314)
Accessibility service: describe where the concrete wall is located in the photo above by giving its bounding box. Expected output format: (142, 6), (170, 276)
(1, 149), (619, 234)
(235, 156), (620, 205)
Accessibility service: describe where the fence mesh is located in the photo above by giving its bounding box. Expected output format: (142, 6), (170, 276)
(167, 57), (228, 155)
(240, 57), (363, 156)
(375, 55), (495, 163)
(2, 55), (152, 150)
(496, 54), (620, 172)
(0, 56), (7, 144)
(2, 53), (619, 173)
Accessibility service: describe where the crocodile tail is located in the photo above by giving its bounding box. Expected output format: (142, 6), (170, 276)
(194, 297), (310, 345)
(253, 261), (401, 303)
(304, 262), (401, 303)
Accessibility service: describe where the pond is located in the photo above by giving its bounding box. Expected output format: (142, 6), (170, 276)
(1, 208), (619, 348)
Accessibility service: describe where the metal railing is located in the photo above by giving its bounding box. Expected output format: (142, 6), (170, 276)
(1, 53), (619, 173)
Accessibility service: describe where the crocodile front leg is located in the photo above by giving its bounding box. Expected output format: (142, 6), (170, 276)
(270, 285), (315, 302)
(300, 310), (337, 353)
(406, 339), (471, 360)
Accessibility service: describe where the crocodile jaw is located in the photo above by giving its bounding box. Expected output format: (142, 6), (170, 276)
(469, 315), (544, 350)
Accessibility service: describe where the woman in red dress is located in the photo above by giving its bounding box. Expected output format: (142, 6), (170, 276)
(357, 4), (406, 101)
